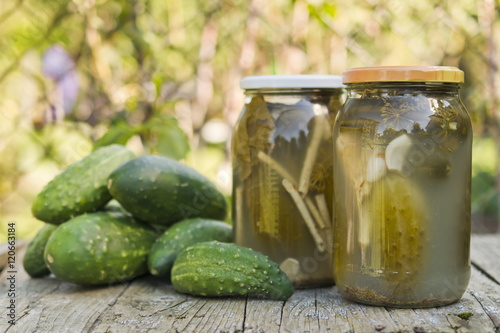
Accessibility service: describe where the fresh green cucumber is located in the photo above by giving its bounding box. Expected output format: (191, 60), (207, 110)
(148, 218), (232, 277)
(44, 212), (157, 285)
(171, 241), (294, 300)
(108, 155), (227, 226)
(23, 224), (58, 278)
(32, 145), (135, 224)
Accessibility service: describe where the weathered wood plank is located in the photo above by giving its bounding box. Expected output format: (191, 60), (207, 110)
(471, 234), (500, 284)
(0, 245), (54, 332)
(467, 264), (500, 330)
(89, 276), (189, 332)
(383, 271), (498, 333)
(0, 234), (498, 333)
(317, 286), (399, 333)
(90, 275), (246, 333)
(275, 264), (500, 333)
(0, 241), (27, 271)
(174, 296), (245, 332)
(277, 287), (401, 333)
(415, 281), (494, 333)
(0, 248), (131, 333)
(242, 297), (283, 332)
(279, 288), (321, 332)
(385, 307), (454, 333)
(13, 282), (130, 333)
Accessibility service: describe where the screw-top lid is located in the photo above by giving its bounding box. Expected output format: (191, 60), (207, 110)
(342, 66), (464, 84)
(240, 75), (344, 89)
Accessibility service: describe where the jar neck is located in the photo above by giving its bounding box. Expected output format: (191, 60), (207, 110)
(345, 82), (460, 98)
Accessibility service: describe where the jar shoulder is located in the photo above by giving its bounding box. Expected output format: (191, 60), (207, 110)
(336, 93), (472, 138)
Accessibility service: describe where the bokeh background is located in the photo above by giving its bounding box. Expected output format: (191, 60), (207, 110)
(0, 0), (499, 241)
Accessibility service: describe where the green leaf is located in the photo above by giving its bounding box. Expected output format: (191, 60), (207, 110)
(307, 4), (331, 29)
(323, 3), (336, 17)
(94, 121), (137, 150)
(146, 116), (190, 160)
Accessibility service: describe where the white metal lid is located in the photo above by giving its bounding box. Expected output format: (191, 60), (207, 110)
(240, 75), (344, 90)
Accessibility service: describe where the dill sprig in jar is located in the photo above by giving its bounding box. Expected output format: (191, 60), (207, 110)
(232, 75), (344, 287)
(333, 66), (472, 307)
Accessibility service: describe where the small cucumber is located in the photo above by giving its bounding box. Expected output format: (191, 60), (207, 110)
(44, 212), (157, 285)
(32, 145), (135, 224)
(171, 241), (294, 300)
(148, 218), (232, 277)
(108, 155), (227, 226)
(23, 224), (58, 278)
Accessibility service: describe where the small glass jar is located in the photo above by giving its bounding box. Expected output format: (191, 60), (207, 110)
(333, 66), (472, 307)
(232, 75), (344, 287)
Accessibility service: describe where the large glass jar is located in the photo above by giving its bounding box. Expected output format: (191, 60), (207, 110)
(232, 75), (344, 287)
(333, 66), (472, 307)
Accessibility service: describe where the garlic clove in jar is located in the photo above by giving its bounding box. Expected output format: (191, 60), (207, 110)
(366, 150), (387, 183)
(385, 134), (415, 176)
(279, 258), (300, 278)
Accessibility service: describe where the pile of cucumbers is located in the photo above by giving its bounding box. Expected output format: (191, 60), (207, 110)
(23, 145), (293, 301)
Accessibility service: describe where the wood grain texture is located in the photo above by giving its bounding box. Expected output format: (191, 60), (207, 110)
(0, 235), (499, 333)
(0, 241), (27, 271)
(243, 297), (284, 332)
(0, 247), (131, 333)
(471, 234), (500, 284)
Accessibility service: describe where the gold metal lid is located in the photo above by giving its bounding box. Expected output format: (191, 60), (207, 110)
(342, 66), (464, 84)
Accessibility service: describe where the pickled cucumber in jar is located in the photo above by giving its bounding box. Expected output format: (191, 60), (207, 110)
(232, 75), (344, 287)
(333, 66), (472, 307)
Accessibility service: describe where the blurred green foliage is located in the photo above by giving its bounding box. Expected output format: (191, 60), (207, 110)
(472, 138), (499, 230)
(0, 0), (499, 240)
(95, 114), (189, 160)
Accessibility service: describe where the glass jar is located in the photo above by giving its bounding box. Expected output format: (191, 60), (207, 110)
(333, 66), (472, 307)
(232, 75), (344, 287)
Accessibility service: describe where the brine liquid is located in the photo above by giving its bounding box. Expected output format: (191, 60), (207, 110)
(233, 93), (342, 287)
(333, 93), (472, 307)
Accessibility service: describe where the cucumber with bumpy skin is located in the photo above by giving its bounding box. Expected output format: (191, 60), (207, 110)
(148, 218), (232, 277)
(361, 174), (427, 281)
(32, 145), (135, 224)
(44, 212), (157, 285)
(108, 155), (227, 226)
(171, 241), (294, 300)
(23, 224), (58, 278)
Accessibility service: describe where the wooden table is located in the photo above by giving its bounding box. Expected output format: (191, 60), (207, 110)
(0, 234), (499, 333)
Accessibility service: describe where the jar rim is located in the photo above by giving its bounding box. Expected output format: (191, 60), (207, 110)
(342, 66), (464, 84)
(240, 75), (344, 90)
